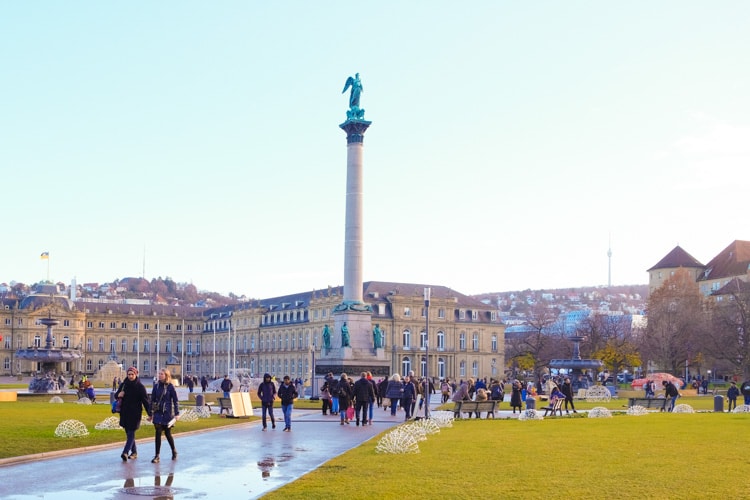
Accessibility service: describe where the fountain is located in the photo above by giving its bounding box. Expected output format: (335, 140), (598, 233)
(15, 313), (82, 393)
(548, 336), (603, 391)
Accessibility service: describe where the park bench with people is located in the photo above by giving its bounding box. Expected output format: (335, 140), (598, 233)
(453, 400), (498, 419)
(628, 397), (667, 411)
(542, 398), (564, 417)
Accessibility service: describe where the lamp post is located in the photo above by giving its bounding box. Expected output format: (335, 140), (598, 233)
(311, 339), (316, 399)
(424, 287), (430, 419)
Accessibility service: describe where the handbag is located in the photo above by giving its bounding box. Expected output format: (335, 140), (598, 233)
(111, 382), (124, 413)
(346, 406), (355, 420)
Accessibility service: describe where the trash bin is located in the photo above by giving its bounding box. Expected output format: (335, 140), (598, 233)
(196, 394), (205, 407)
(714, 394), (724, 412)
(525, 397), (536, 410)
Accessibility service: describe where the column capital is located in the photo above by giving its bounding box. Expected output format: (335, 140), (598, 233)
(339, 119), (372, 144)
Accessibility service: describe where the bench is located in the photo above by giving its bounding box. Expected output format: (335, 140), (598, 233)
(628, 397), (667, 411)
(218, 397), (233, 416)
(453, 400), (498, 419)
(542, 398), (564, 417)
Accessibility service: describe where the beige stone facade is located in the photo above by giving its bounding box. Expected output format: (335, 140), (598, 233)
(1, 281), (504, 384)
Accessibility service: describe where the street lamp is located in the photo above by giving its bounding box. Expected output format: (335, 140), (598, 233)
(424, 287), (430, 419)
(311, 339), (317, 399)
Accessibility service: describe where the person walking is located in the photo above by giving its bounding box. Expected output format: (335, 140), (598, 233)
(320, 380), (332, 415)
(441, 378), (452, 404)
(510, 379), (523, 414)
(366, 372), (378, 425)
(257, 373), (277, 430)
(117, 366), (151, 462)
(727, 381), (740, 411)
(663, 380), (681, 412)
(402, 375), (416, 421)
(561, 377), (577, 414)
(353, 372), (375, 426)
(277, 375), (298, 431)
(326, 372), (339, 416)
(336, 373), (354, 425)
(200, 375), (208, 393)
(385, 374), (404, 417)
(740, 380), (750, 406)
(148, 368), (180, 463)
(220, 375), (233, 398)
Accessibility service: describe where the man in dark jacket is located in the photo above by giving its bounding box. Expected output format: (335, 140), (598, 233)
(257, 373), (277, 430)
(663, 380), (680, 412)
(277, 375), (298, 431)
(220, 375), (233, 398)
(353, 372), (376, 426)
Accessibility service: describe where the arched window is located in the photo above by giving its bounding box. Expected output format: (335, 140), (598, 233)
(438, 357), (446, 379)
(437, 331), (445, 350)
(402, 330), (411, 348)
(459, 360), (466, 377)
(121, 339), (127, 352)
(472, 360), (479, 377)
(86, 359), (93, 371)
(491, 335), (497, 352)
(420, 330), (428, 348)
(402, 356), (411, 375)
(472, 333), (479, 351)
(420, 356), (427, 377)
(459, 332), (466, 351)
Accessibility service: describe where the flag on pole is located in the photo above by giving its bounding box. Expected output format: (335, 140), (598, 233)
(40, 252), (49, 260)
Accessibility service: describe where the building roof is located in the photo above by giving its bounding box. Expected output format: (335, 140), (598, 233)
(698, 240), (750, 282)
(647, 245), (704, 272)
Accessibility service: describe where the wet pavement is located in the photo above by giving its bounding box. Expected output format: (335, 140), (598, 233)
(0, 406), (404, 500)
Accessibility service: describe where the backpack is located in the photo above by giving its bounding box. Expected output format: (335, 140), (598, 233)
(491, 385), (503, 401)
(331, 381), (341, 397)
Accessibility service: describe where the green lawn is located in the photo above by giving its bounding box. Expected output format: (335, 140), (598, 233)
(266, 404), (746, 500)
(0, 400), (255, 459)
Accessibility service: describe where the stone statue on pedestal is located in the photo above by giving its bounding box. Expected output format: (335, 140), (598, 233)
(322, 324), (331, 350)
(341, 322), (351, 347)
(373, 324), (383, 349)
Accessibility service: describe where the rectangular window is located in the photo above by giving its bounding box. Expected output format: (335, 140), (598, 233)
(459, 310), (466, 320)
(438, 308), (445, 319)
(471, 311), (478, 321)
(63, 319), (70, 327)
(491, 311), (497, 321)
(121, 322), (128, 329)
(404, 307), (411, 318)
(99, 322), (105, 329)
(110, 322), (116, 329)
(87, 321), (93, 328)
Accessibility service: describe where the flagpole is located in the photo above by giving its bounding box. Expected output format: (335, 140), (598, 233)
(227, 321), (231, 377)
(212, 321), (216, 379)
(157, 319), (160, 372)
(137, 322), (140, 373)
(181, 319), (185, 379)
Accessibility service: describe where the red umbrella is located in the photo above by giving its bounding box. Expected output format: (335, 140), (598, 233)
(631, 372), (684, 389)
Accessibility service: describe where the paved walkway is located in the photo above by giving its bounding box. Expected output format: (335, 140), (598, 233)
(1, 405), (405, 500)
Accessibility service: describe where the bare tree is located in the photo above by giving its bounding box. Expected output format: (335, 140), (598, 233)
(643, 268), (708, 375)
(706, 280), (750, 379)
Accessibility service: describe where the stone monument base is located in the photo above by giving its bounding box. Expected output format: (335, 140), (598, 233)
(316, 309), (390, 377)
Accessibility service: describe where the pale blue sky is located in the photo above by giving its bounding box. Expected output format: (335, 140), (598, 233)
(2, 3), (749, 298)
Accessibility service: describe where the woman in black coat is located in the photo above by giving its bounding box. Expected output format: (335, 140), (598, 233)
(148, 368), (180, 462)
(337, 374), (354, 425)
(117, 366), (151, 462)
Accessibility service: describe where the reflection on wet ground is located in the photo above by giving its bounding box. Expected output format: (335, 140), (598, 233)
(0, 407), (404, 500)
